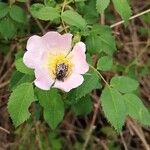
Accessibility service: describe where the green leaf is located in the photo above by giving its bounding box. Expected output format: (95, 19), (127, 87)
(0, 2), (9, 19)
(96, 0), (110, 14)
(97, 56), (113, 71)
(9, 5), (26, 23)
(86, 34), (102, 53)
(0, 18), (16, 39)
(76, 71), (100, 99)
(10, 71), (34, 90)
(75, 0), (87, 2)
(36, 89), (64, 129)
(101, 87), (126, 131)
(72, 96), (92, 116)
(62, 10), (87, 30)
(83, 0), (99, 24)
(65, 71), (100, 105)
(123, 94), (150, 126)
(15, 58), (34, 75)
(86, 25), (116, 55)
(110, 76), (139, 93)
(8, 83), (35, 127)
(30, 4), (60, 21)
(17, 0), (26, 2)
(112, 0), (132, 24)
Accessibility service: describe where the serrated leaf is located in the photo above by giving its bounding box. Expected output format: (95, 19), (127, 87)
(112, 0), (132, 24)
(76, 71), (100, 99)
(123, 94), (150, 126)
(8, 83), (35, 127)
(30, 4), (60, 21)
(65, 71), (100, 105)
(0, 2), (9, 19)
(62, 10), (87, 30)
(10, 71), (34, 90)
(86, 25), (116, 55)
(101, 87), (126, 131)
(86, 34), (102, 53)
(83, 0), (99, 24)
(0, 18), (16, 39)
(110, 76), (139, 93)
(72, 96), (92, 116)
(97, 56), (113, 71)
(36, 89), (64, 129)
(9, 5), (26, 23)
(96, 0), (110, 14)
(15, 58), (34, 75)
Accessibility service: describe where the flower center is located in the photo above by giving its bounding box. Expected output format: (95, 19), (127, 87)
(47, 53), (72, 81)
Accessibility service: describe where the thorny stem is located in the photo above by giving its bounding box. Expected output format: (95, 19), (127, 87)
(110, 8), (150, 28)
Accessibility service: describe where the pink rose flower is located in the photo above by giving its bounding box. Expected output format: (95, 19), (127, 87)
(23, 31), (89, 92)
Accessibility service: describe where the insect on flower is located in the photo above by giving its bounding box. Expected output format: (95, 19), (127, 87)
(56, 63), (68, 81)
(23, 31), (89, 92)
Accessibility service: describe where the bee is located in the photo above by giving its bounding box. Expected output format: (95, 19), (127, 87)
(56, 63), (68, 81)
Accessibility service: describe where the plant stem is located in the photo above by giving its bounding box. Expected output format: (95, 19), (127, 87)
(89, 64), (110, 88)
(61, 0), (68, 33)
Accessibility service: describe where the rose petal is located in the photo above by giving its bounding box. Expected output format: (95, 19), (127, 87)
(69, 42), (89, 74)
(26, 35), (42, 51)
(23, 50), (45, 69)
(34, 68), (54, 90)
(42, 31), (72, 54)
(53, 74), (84, 92)
(23, 35), (47, 69)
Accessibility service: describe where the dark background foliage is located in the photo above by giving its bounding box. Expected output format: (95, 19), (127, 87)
(0, 0), (150, 149)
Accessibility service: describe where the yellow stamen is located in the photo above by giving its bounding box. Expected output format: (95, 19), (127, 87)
(46, 53), (73, 79)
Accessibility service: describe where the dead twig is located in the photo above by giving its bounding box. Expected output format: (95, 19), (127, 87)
(120, 132), (128, 150)
(0, 80), (10, 89)
(0, 126), (10, 134)
(127, 119), (150, 150)
(110, 9), (150, 28)
(82, 99), (100, 150)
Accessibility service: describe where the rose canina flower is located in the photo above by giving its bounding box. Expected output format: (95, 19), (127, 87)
(23, 31), (89, 92)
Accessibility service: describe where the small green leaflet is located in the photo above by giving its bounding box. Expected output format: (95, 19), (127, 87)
(97, 56), (113, 71)
(9, 5), (26, 23)
(0, 2), (9, 19)
(86, 25), (116, 55)
(96, 0), (110, 14)
(83, 0), (99, 24)
(65, 71), (100, 105)
(110, 76), (139, 93)
(123, 94), (150, 126)
(62, 10), (87, 30)
(15, 58), (34, 75)
(0, 18), (17, 39)
(10, 71), (34, 90)
(75, 71), (100, 99)
(36, 89), (64, 129)
(8, 83), (35, 127)
(30, 4), (60, 21)
(112, 0), (132, 25)
(71, 96), (92, 116)
(101, 87), (126, 131)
